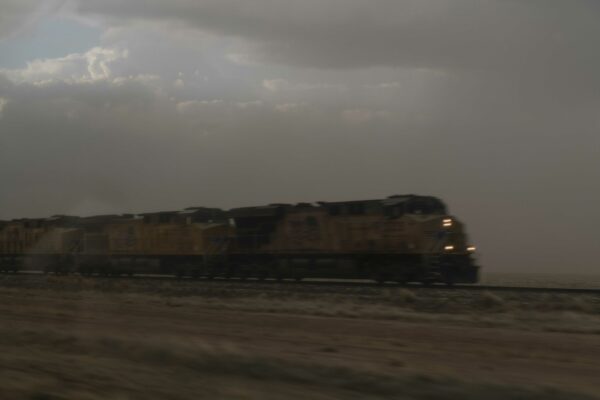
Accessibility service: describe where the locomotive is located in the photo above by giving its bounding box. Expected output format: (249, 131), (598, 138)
(0, 195), (479, 284)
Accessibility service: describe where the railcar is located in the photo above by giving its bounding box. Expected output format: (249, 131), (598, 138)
(77, 208), (231, 276)
(0, 195), (479, 284)
(0, 217), (81, 273)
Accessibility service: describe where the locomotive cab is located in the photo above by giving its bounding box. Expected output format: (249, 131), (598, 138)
(383, 195), (447, 217)
(434, 215), (479, 284)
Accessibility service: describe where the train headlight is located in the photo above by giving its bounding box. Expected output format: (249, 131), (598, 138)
(467, 246), (476, 253)
(442, 218), (453, 228)
(444, 245), (455, 251)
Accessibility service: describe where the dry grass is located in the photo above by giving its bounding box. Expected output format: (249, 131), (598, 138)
(1, 275), (600, 399)
(1, 274), (599, 335)
(0, 327), (596, 400)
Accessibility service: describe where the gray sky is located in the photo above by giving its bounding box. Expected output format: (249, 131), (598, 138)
(0, 0), (599, 274)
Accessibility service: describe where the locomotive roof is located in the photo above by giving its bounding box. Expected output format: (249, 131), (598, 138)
(228, 204), (290, 218)
(319, 194), (441, 205)
(179, 207), (224, 215)
(182, 206), (223, 211)
(138, 210), (179, 216)
(78, 215), (134, 225)
(229, 195), (447, 219)
(0, 195), (447, 223)
(80, 214), (123, 220)
(317, 199), (380, 206)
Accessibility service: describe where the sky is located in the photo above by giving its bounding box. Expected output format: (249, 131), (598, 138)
(0, 0), (599, 274)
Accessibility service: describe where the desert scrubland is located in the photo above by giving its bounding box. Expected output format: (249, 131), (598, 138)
(1, 275), (599, 399)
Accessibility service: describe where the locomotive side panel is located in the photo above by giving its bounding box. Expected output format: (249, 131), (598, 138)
(266, 208), (332, 253)
(139, 224), (202, 256)
(247, 210), (445, 256)
(228, 195), (479, 283)
(0, 220), (83, 273)
(106, 219), (145, 256)
(29, 228), (81, 255)
(0, 222), (43, 256)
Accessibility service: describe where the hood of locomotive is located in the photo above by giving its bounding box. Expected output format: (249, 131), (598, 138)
(415, 214), (477, 255)
(410, 214), (479, 283)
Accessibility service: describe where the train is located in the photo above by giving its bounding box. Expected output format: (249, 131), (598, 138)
(0, 195), (479, 284)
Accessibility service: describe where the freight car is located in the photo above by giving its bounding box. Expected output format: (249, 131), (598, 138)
(0, 195), (479, 284)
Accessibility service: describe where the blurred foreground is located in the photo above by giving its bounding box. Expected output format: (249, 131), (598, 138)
(1, 275), (599, 399)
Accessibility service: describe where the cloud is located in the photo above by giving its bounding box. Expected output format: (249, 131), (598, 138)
(365, 82), (402, 89)
(274, 103), (304, 113)
(262, 78), (345, 93)
(2, 47), (128, 85)
(262, 78), (287, 92)
(173, 78), (184, 88)
(72, 0), (600, 77)
(341, 108), (389, 124)
(0, 97), (8, 118)
(226, 52), (257, 66)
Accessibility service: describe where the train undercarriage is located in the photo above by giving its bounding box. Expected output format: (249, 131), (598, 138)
(0, 253), (479, 285)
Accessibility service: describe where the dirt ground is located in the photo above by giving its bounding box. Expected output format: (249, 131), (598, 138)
(1, 276), (599, 399)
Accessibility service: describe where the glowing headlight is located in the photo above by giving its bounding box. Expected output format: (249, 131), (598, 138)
(444, 245), (455, 251)
(467, 246), (476, 252)
(442, 218), (453, 227)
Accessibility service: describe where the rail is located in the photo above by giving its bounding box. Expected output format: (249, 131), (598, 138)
(4, 271), (600, 295)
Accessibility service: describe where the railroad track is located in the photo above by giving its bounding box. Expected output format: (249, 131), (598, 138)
(3, 270), (600, 295)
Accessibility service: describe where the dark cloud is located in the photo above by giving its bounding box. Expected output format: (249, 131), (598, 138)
(74, 0), (600, 74)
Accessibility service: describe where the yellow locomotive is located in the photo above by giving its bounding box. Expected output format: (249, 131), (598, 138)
(0, 195), (479, 284)
(227, 195), (478, 284)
